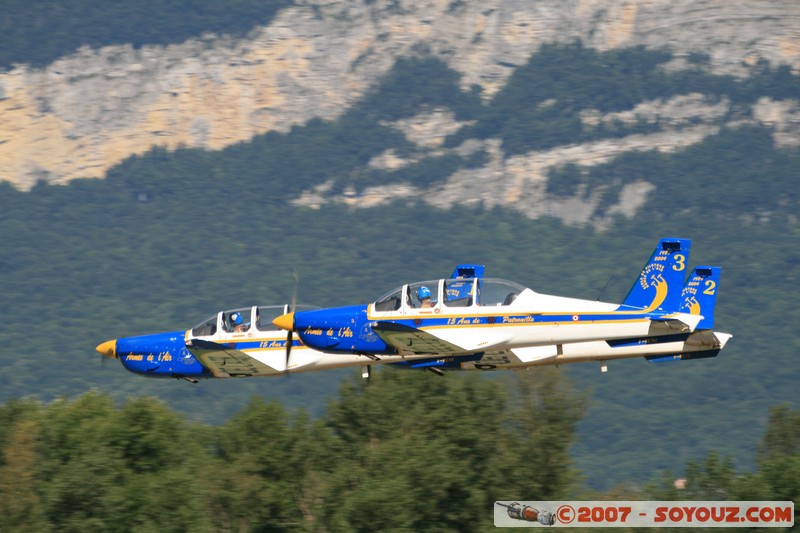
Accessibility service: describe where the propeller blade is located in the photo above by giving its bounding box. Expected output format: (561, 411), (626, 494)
(285, 329), (293, 376)
(285, 269), (299, 376)
(291, 268), (299, 312)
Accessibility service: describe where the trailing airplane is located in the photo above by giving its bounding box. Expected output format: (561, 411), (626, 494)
(96, 238), (730, 381)
(271, 238), (731, 375)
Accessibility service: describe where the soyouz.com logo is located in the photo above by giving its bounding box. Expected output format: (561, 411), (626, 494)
(494, 501), (794, 527)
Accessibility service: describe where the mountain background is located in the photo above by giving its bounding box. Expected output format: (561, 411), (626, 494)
(1, 0), (799, 496)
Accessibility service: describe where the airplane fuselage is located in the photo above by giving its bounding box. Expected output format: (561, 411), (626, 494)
(290, 289), (701, 357)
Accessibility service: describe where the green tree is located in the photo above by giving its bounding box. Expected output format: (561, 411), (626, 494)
(319, 368), (584, 532)
(0, 417), (48, 532)
(211, 397), (296, 531)
(648, 405), (800, 515)
(27, 393), (213, 532)
(747, 405), (799, 523)
(500, 369), (586, 499)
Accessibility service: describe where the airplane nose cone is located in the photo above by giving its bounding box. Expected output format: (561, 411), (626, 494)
(96, 339), (117, 359)
(272, 312), (295, 331)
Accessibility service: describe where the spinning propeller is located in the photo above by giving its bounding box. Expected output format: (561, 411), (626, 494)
(283, 269), (299, 375)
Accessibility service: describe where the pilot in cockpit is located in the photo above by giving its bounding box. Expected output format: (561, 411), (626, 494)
(230, 312), (247, 332)
(417, 286), (435, 308)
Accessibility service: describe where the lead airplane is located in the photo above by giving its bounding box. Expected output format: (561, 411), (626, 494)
(96, 238), (731, 381)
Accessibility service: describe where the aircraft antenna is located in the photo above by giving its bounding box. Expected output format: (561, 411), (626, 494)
(596, 275), (615, 302)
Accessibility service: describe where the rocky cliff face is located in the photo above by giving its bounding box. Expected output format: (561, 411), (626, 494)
(1, 0), (798, 222)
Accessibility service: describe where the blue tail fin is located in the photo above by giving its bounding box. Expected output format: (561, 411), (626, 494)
(678, 266), (721, 329)
(621, 238), (691, 311)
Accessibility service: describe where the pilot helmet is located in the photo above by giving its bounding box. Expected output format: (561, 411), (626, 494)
(417, 286), (431, 300)
(231, 312), (243, 326)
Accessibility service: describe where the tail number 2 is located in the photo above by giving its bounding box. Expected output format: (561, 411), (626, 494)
(703, 280), (716, 295)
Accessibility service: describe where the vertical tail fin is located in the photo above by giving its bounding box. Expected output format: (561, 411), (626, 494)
(621, 238), (691, 311)
(678, 266), (721, 329)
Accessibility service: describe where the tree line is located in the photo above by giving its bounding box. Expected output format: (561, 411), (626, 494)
(1, 369), (796, 532)
(0, 369), (585, 532)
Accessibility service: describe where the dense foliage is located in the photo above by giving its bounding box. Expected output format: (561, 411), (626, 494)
(0, 0), (293, 70)
(1, 385), (795, 531)
(0, 369), (585, 532)
(646, 405), (800, 528)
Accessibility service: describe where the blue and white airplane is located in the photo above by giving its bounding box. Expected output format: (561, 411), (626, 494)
(96, 238), (731, 381)
(270, 238), (731, 375)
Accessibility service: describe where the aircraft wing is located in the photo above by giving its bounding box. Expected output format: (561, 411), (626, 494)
(186, 339), (274, 378)
(372, 322), (466, 356)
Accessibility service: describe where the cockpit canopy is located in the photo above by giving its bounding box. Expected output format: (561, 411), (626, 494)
(373, 278), (526, 311)
(190, 305), (319, 337)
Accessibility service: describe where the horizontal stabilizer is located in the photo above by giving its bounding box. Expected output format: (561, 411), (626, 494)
(646, 351), (720, 363)
(646, 331), (732, 363)
(683, 329), (725, 348)
(649, 312), (703, 334)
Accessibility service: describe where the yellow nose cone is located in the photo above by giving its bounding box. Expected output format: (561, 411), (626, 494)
(272, 312), (295, 331)
(96, 339), (117, 359)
